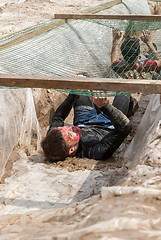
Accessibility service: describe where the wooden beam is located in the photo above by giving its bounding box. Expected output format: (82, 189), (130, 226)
(0, 74), (161, 94)
(54, 14), (161, 21)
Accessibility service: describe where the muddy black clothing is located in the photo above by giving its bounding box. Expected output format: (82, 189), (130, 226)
(49, 94), (132, 160)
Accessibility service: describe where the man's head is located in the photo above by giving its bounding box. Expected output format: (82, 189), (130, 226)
(121, 37), (140, 64)
(41, 126), (81, 162)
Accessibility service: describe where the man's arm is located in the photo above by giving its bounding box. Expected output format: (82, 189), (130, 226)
(81, 98), (132, 160)
(77, 97), (132, 160)
(100, 100), (132, 133)
(141, 30), (161, 67)
(49, 94), (77, 130)
(91, 97), (132, 134)
(111, 28), (122, 63)
(90, 98), (131, 160)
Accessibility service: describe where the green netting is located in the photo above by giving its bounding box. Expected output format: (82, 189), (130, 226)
(0, 0), (160, 96)
(56, 89), (131, 97)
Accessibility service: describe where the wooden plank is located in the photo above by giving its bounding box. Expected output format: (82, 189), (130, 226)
(0, 74), (161, 94)
(54, 13), (161, 21)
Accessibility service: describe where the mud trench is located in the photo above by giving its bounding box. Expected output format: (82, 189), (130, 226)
(1, 90), (161, 240)
(0, 90), (148, 205)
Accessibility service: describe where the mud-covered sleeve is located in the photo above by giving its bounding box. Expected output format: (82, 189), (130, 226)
(48, 94), (77, 131)
(100, 101), (132, 134)
(86, 101), (132, 160)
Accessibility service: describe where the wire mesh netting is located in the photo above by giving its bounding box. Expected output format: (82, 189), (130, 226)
(0, 0), (160, 97)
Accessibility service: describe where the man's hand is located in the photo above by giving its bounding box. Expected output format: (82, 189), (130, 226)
(140, 30), (152, 44)
(112, 28), (122, 43)
(141, 30), (160, 61)
(89, 96), (108, 108)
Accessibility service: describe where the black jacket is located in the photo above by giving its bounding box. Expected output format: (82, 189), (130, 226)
(49, 94), (132, 160)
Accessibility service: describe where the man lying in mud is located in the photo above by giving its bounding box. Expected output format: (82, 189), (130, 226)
(41, 91), (137, 162)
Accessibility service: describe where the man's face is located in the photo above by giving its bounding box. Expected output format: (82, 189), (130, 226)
(58, 126), (81, 148)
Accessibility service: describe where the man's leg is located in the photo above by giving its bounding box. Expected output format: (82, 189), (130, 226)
(113, 95), (139, 117)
